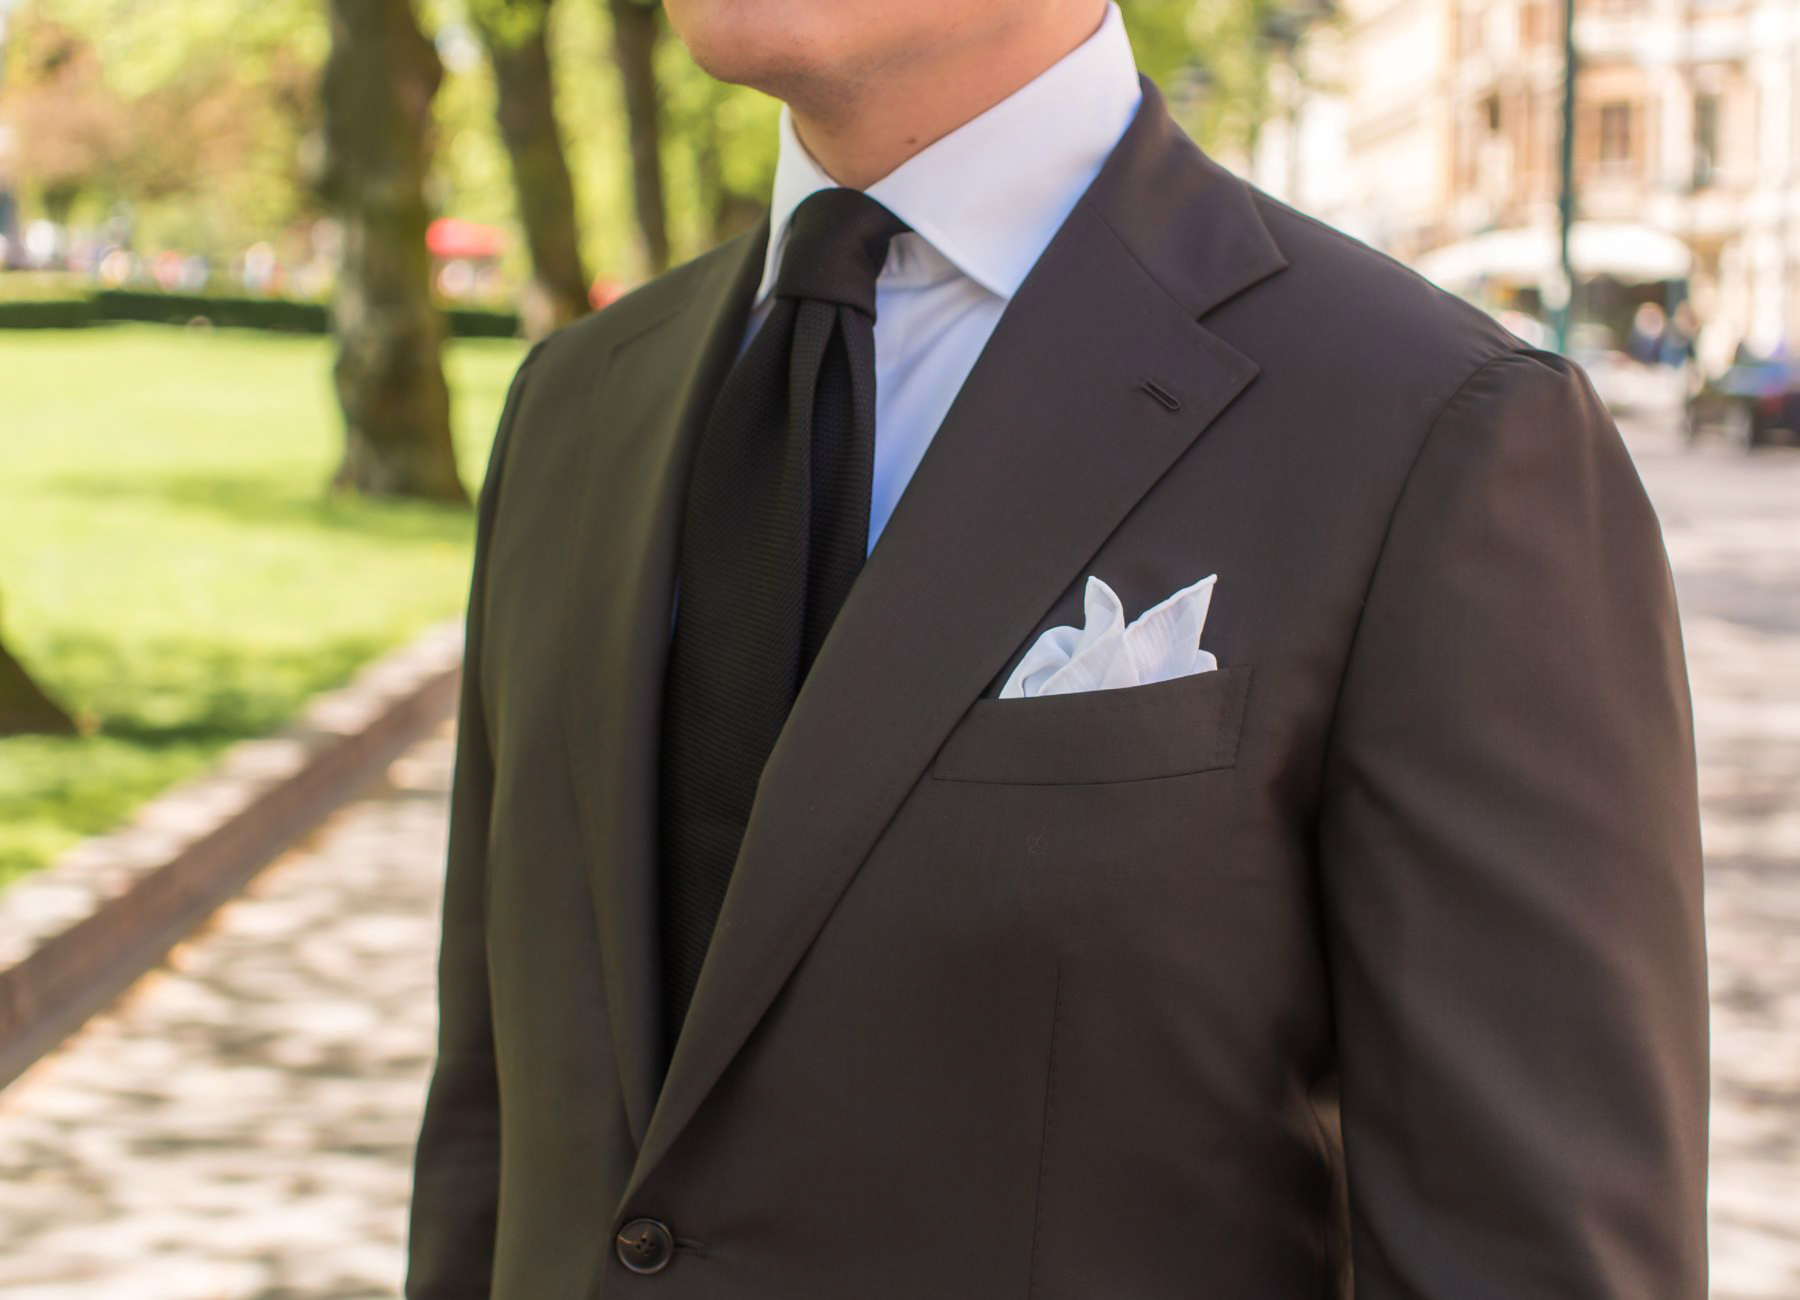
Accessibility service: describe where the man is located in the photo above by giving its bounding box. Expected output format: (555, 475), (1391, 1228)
(406, 1), (1709, 1295)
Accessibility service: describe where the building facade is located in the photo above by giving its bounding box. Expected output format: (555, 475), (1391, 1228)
(1259, 0), (1800, 364)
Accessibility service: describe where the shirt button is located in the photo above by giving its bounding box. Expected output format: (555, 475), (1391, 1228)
(615, 1217), (675, 1275)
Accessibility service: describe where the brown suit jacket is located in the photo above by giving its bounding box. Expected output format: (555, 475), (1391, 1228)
(406, 79), (1709, 1299)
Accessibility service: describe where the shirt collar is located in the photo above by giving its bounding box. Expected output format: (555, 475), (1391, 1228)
(753, 1), (1142, 307)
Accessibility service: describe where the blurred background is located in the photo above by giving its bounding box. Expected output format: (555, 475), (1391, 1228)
(0, 0), (1795, 1297)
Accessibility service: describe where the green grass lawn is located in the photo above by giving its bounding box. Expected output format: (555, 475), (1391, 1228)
(0, 324), (529, 886)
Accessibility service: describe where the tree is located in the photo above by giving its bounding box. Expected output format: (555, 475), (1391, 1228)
(0, 600), (74, 738)
(319, 0), (466, 504)
(0, 15), (130, 228)
(1120, 0), (1331, 159)
(471, 0), (591, 336)
(607, 0), (669, 273)
(4, 0), (324, 259)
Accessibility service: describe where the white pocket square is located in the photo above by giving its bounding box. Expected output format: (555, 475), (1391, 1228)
(999, 573), (1219, 700)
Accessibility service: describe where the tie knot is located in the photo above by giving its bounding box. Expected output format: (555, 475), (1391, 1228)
(772, 188), (910, 317)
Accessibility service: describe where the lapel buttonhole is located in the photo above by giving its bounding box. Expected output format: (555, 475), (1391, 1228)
(1140, 378), (1182, 412)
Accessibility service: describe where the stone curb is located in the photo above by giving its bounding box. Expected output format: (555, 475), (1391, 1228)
(0, 621), (464, 1089)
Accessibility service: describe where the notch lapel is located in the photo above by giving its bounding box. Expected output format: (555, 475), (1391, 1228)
(561, 219), (768, 1147)
(620, 82), (1287, 1209)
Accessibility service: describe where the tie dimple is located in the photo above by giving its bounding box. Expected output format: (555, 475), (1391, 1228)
(772, 188), (909, 317)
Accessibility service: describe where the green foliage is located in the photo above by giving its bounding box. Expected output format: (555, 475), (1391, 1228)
(1, 9), (129, 219)
(4, 0), (325, 247)
(424, 1), (540, 280)
(423, 0), (624, 278)
(1121, 0), (1294, 156)
(658, 40), (779, 254)
(464, 0), (551, 51)
(0, 325), (528, 885)
(2, 0), (1296, 292)
(27, 0), (323, 97)
(428, 0), (773, 279)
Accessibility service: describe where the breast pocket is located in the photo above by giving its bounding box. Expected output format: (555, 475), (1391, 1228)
(928, 665), (1252, 786)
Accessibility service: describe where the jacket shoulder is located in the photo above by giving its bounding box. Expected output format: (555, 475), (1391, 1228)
(1250, 196), (1612, 435)
(535, 218), (764, 373)
(1247, 188), (1522, 366)
(493, 226), (760, 471)
(531, 239), (735, 377)
(1193, 185), (1621, 536)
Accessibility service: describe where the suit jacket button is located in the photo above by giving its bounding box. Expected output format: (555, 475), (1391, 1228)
(616, 1217), (675, 1275)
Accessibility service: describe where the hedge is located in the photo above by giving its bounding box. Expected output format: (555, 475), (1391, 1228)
(0, 299), (96, 329)
(0, 289), (519, 339)
(92, 289), (330, 332)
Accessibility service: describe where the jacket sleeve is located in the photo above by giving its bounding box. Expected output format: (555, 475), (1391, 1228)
(1317, 348), (1709, 1298)
(405, 346), (539, 1299)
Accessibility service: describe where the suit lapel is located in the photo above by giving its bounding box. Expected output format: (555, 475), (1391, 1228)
(562, 219), (768, 1147)
(619, 81), (1287, 1208)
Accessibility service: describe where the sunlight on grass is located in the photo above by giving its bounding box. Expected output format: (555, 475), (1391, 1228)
(0, 324), (528, 885)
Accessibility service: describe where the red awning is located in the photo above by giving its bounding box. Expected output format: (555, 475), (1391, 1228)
(427, 218), (507, 260)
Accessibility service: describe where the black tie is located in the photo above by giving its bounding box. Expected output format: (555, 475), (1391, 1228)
(658, 188), (909, 1048)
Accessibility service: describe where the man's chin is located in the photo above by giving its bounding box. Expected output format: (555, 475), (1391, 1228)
(692, 50), (864, 121)
(666, 2), (856, 100)
(681, 34), (829, 99)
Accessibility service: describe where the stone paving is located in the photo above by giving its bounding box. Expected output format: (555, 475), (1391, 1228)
(1630, 419), (1800, 1299)
(0, 413), (1795, 1298)
(0, 738), (451, 1299)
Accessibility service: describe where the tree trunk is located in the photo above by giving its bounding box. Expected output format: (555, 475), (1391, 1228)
(476, 0), (591, 336)
(321, 0), (466, 505)
(608, 0), (670, 274)
(0, 623), (75, 737)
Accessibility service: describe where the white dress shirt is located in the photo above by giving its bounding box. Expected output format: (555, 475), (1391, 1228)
(743, 1), (1142, 554)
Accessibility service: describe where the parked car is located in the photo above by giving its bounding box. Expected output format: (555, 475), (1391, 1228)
(1686, 359), (1800, 450)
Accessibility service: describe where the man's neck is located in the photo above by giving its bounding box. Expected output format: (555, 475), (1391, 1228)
(787, 3), (1109, 190)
